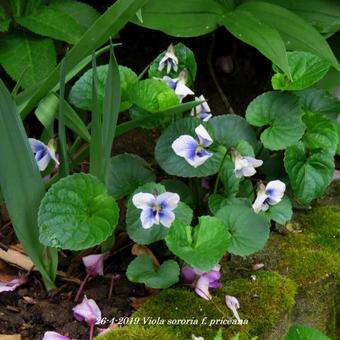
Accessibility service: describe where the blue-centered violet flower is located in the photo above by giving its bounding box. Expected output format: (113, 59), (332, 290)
(172, 124), (213, 168)
(42, 331), (70, 340)
(232, 150), (263, 178)
(162, 69), (194, 101)
(132, 192), (180, 229)
(158, 44), (178, 74)
(191, 95), (212, 122)
(29, 138), (59, 171)
(182, 264), (222, 301)
(252, 180), (286, 213)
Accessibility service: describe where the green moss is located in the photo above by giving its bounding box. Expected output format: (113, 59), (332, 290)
(94, 326), (179, 340)
(100, 272), (296, 340)
(297, 206), (340, 252)
(219, 271), (297, 336)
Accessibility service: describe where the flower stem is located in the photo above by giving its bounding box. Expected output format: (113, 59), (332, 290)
(213, 149), (229, 194)
(75, 272), (90, 302)
(89, 322), (94, 340)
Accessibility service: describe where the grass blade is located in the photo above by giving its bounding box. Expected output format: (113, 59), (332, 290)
(0, 79), (58, 288)
(102, 43), (121, 183)
(19, 0), (149, 118)
(58, 55), (70, 177)
(89, 52), (104, 181)
(35, 93), (91, 143)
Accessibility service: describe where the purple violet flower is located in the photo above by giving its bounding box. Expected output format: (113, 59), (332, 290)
(42, 331), (70, 340)
(73, 296), (101, 340)
(0, 272), (27, 293)
(191, 95), (212, 122)
(182, 264), (222, 301)
(158, 44), (178, 74)
(225, 295), (241, 322)
(28, 138), (59, 171)
(82, 254), (105, 277)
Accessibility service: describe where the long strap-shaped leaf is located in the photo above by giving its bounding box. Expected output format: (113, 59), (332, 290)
(19, 0), (149, 119)
(102, 44), (121, 185)
(0, 79), (58, 288)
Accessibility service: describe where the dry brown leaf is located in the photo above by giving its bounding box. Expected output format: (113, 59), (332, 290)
(131, 244), (160, 267)
(22, 296), (37, 305)
(0, 259), (17, 282)
(0, 335), (21, 340)
(0, 248), (34, 272)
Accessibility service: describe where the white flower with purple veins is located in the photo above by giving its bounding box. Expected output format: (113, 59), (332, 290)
(225, 295), (241, 322)
(132, 192), (180, 229)
(162, 69), (194, 101)
(232, 150), (263, 178)
(29, 138), (59, 171)
(252, 180), (286, 213)
(158, 44), (178, 74)
(172, 124), (213, 168)
(191, 95), (212, 122)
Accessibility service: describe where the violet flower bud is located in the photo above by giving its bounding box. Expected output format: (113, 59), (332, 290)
(82, 254), (105, 277)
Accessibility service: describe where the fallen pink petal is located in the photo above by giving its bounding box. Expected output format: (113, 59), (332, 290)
(0, 272), (27, 293)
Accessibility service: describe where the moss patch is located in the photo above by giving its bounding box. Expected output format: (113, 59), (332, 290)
(99, 272), (296, 339)
(95, 325), (179, 339)
(297, 205), (340, 253)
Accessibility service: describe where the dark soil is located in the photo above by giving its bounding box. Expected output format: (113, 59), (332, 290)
(0, 10), (274, 340)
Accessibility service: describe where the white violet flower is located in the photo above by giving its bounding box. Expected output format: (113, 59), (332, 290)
(132, 191), (180, 229)
(252, 180), (286, 213)
(158, 44), (178, 74)
(172, 124), (213, 168)
(191, 95), (212, 121)
(162, 69), (194, 101)
(29, 138), (59, 171)
(232, 150), (263, 178)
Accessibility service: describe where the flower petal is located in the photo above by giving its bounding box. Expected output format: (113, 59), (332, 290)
(159, 209), (175, 228)
(132, 193), (155, 210)
(82, 254), (105, 277)
(188, 151), (213, 168)
(28, 138), (47, 153)
(172, 135), (198, 159)
(156, 192), (180, 210)
(195, 276), (212, 300)
(175, 81), (194, 100)
(244, 156), (263, 168)
(195, 125), (213, 146)
(241, 166), (257, 177)
(265, 180), (286, 204)
(42, 331), (70, 340)
(73, 296), (101, 325)
(37, 152), (51, 171)
(252, 189), (269, 213)
(140, 208), (156, 229)
(181, 265), (197, 283)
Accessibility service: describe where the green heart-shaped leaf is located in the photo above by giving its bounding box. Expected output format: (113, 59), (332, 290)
(209, 115), (258, 150)
(165, 216), (231, 272)
(107, 154), (155, 199)
(69, 65), (138, 112)
(38, 173), (119, 250)
(284, 142), (334, 205)
(155, 117), (225, 177)
(127, 255), (180, 289)
(302, 111), (338, 156)
(215, 205), (270, 256)
(246, 92), (305, 150)
(260, 196), (293, 225)
(126, 183), (193, 245)
(272, 51), (331, 91)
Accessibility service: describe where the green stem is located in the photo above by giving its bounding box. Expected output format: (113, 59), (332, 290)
(213, 150), (229, 194)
